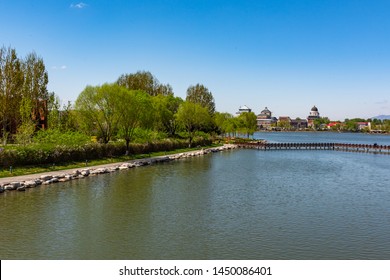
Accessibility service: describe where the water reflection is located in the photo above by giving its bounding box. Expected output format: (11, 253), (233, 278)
(1, 136), (390, 259)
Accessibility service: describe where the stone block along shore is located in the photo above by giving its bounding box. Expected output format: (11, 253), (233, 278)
(0, 144), (237, 194)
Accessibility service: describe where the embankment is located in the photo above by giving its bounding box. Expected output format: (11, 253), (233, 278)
(0, 144), (237, 194)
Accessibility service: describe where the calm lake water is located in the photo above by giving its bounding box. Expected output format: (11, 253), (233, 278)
(1, 132), (390, 259)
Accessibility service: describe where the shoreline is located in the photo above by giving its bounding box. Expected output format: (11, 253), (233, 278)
(0, 144), (237, 193)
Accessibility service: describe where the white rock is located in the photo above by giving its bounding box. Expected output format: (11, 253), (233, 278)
(92, 168), (108, 174)
(50, 178), (59, 183)
(24, 180), (37, 188)
(72, 170), (81, 176)
(40, 175), (53, 181)
(4, 185), (15, 191)
(58, 178), (70, 182)
(35, 179), (43, 185)
(10, 182), (21, 188)
(81, 169), (90, 176)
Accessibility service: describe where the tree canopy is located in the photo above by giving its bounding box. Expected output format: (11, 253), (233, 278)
(176, 101), (212, 147)
(152, 94), (183, 136)
(75, 84), (122, 143)
(186, 83), (215, 115)
(0, 46), (48, 143)
(237, 112), (257, 138)
(116, 89), (152, 151)
(117, 71), (173, 96)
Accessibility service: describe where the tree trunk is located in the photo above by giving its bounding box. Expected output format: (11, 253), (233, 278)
(126, 138), (130, 155)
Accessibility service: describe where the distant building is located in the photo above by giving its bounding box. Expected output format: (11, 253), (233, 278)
(236, 105), (252, 115)
(290, 118), (308, 129)
(257, 107), (277, 130)
(327, 122), (342, 130)
(307, 105), (320, 127)
(278, 116), (292, 123)
(357, 122), (371, 131)
(276, 116), (308, 130)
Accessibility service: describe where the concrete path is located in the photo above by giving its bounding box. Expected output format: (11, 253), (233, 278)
(0, 161), (123, 184)
(0, 144), (237, 185)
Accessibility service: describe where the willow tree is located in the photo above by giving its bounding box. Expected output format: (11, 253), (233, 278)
(116, 89), (152, 152)
(152, 94), (183, 136)
(117, 71), (173, 96)
(237, 112), (257, 138)
(75, 84), (122, 143)
(176, 101), (211, 147)
(214, 112), (234, 136)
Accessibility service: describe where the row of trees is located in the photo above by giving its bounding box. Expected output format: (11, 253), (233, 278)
(0, 46), (260, 150)
(0, 46), (48, 144)
(74, 80), (253, 150)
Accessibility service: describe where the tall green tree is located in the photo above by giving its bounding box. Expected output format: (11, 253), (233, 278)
(117, 71), (173, 96)
(176, 101), (211, 147)
(152, 94), (183, 136)
(0, 46), (24, 142)
(214, 112), (234, 136)
(47, 94), (78, 131)
(14, 96), (35, 145)
(116, 89), (153, 152)
(186, 84), (215, 115)
(226, 117), (239, 137)
(22, 52), (49, 123)
(47, 93), (61, 130)
(75, 84), (121, 143)
(0, 47), (49, 142)
(237, 112), (257, 138)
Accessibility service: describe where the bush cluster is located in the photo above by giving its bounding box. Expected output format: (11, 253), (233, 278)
(0, 138), (212, 167)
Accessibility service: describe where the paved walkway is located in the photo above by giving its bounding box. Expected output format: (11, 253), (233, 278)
(0, 161), (126, 184)
(0, 145), (237, 186)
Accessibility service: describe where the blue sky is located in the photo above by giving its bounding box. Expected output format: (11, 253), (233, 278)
(1, 0), (390, 120)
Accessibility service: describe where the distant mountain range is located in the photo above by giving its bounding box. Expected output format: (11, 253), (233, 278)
(371, 115), (390, 120)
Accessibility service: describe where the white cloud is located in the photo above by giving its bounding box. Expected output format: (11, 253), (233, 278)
(70, 2), (88, 9)
(51, 65), (67, 70)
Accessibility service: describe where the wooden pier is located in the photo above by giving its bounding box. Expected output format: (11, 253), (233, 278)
(235, 142), (390, 154)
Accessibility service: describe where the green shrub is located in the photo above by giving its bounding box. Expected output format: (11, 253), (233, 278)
(0, 138), (212, 168)
(33, 129), (91, 147)
(132, 128), (168, 143)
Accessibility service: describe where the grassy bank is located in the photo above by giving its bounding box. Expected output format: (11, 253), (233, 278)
(0, 143), (220, 178)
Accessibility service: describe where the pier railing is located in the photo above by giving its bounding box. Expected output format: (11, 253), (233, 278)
(235, 142), (390, 154)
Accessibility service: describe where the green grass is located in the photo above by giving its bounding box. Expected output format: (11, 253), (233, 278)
(0, 144), (222, 178)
